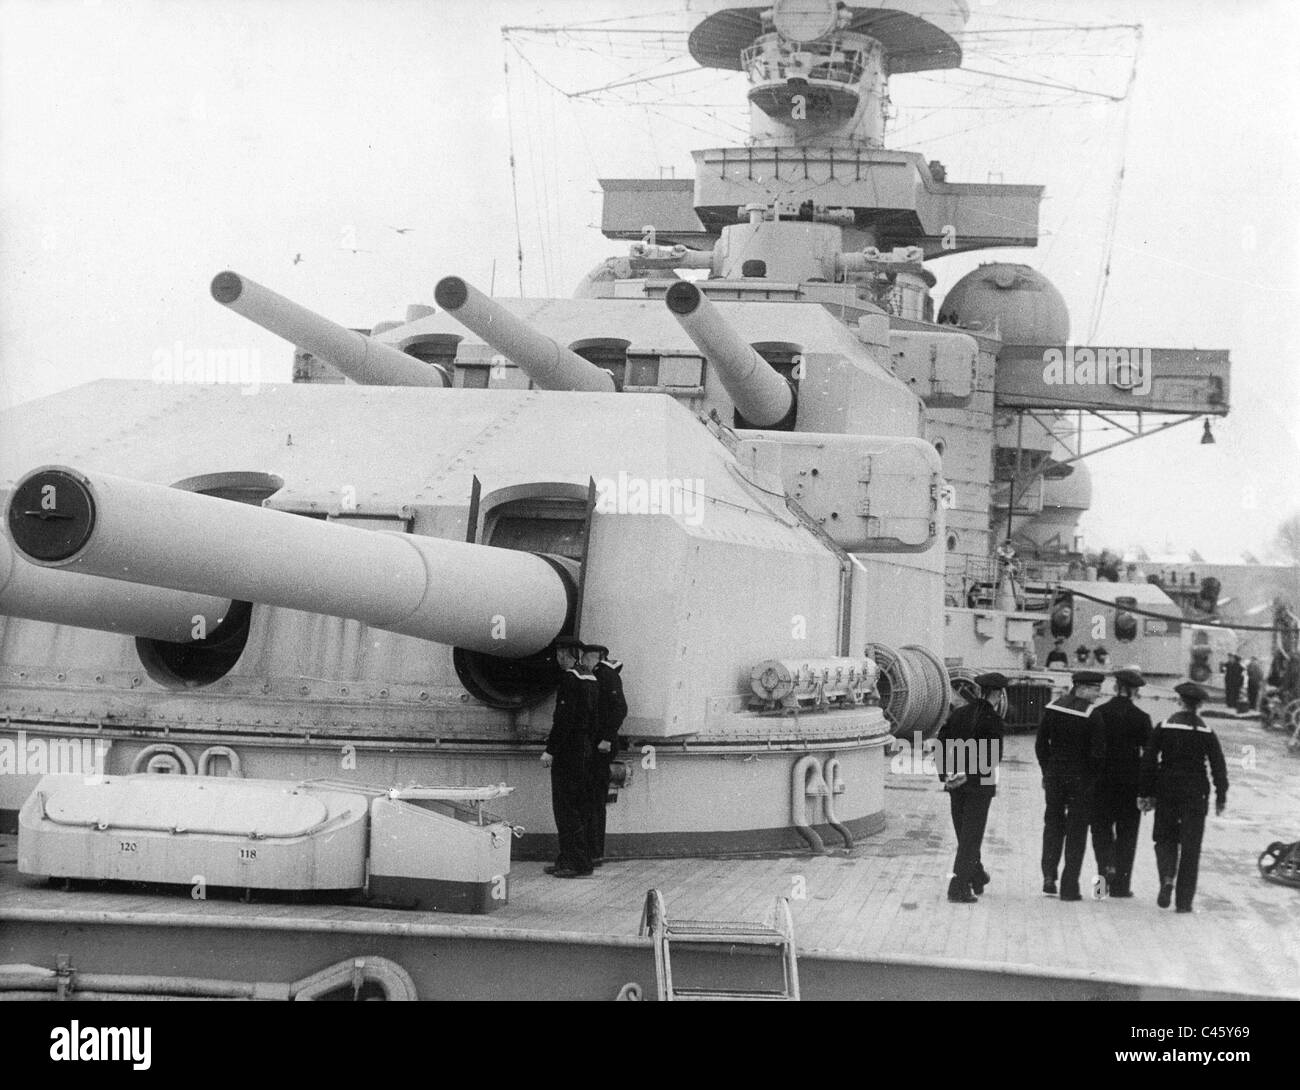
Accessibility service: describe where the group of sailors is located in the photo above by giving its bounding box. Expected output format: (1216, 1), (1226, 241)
(938, 668), (1230, 913)
(540, 637), (627, 879)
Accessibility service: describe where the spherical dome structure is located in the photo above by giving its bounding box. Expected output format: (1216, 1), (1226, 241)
(938, 263), (1070, 345)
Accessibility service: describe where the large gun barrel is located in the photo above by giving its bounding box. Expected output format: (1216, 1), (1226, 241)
(6, 467), (573, 658)
(211, 271), (450, 388)
(0, 529), (231, 643)
(433, 276), (615, 392)
(664, 281), (795, 427)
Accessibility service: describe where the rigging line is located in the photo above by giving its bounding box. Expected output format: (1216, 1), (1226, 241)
(502, 48), (526, 297)
(961, 24), (1144, 36)
(1086, 29), (1143, 342)
(956, 66), (1129, 101)
(548, 82), (564, 295)
(529, 66), (556, 296)
(569, 65), (704, 98)
(519, 64), (551, 296)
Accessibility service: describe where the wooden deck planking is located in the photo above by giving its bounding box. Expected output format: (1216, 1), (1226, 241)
(2, 719), (1297, 997)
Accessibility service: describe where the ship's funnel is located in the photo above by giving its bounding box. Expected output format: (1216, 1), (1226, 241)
(211, 271), (450, 388)
(664, 281), (795, 428)
(433, 277), (615, 393)
(6, 467), (574, 659)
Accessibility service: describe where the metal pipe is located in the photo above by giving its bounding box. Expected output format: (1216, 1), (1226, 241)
(664, 281), (794, 427)
(434, 276), (615, 392)
(6, 466), (573, 659)
(211, 271), (450, 388)
(0, 524), (230, 643)
(790, 755), (827, 854)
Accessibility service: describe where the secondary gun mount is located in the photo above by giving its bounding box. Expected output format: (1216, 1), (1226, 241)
(664, 281), (796, 428)
(434, 276), (616, 393)
(211, 271), (451, 388)
(6, 466), (576, 660)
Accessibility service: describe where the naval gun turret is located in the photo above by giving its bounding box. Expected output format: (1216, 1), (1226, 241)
(6, 466), (576, 659)
(664, 281), (795, 429)
(211, 271), (451, 388)
(434, 277), (615, 392)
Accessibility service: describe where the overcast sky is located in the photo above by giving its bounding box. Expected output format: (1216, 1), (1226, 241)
(1, 0), (1296, 562)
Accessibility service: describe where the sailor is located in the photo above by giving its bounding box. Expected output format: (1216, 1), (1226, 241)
(540, 637), (598, 878)
(1222, 653), (1244, 711)
(1245, 656), (1264, 711)
(1036, 669), (1106, 901)
(936, 673), (1007, 904)
(1138, 681), (1229, 913)
(580, 642), (627, 867)
(1074, 645), (1092, 665)
(1045, 638), (1070, 670)
(1089, 668), (1152, 898)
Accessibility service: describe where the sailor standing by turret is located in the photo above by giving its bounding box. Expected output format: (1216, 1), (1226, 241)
(1036, 670), (1106, 901)
(1138, 681), (1229, 913)
(541, 638), (599, 879)
(936, 673), (1007, 904)
(580, 643), (628, 867)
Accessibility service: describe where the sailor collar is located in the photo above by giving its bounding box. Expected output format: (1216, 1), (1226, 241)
(566, 667), (597, 682)
(1045, 698), (1101, 719)
(600, 658), (622, 671)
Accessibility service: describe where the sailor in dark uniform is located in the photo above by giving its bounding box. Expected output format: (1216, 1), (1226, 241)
(1090, 668), (1152, 898)
(1036, 670), (1106, 901)
(580, 642), (627, 867)
(1222, 653), (1244, 711)
(936, 672), (1007, 904)
(1045, 639), (1070, 669)
(540, 637), (598, 878)
(1139, 681), (1229, 913)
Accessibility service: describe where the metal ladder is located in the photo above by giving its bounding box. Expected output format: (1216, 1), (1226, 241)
(639, 888), (800, 1001)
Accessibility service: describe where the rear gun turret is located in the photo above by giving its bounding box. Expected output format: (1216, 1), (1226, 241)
(6, 467), (575, 659)
(434, 276), (616, 392)
(664, 281), (795, 428)
(211, 271), (450, 388)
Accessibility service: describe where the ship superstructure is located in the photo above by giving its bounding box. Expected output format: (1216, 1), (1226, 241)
(0, 1), (1230, 857)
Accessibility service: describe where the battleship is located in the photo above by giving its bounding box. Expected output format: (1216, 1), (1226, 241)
(1, 0), (1297, 1003)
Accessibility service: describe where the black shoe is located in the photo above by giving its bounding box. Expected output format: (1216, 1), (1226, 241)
(947, 879), (978, 904)
(972, 867), (991, 896)
(1042, 878), (1057, 896)
(1059, 884), (1082, 902)
(1157, 881), (1174, 909)
(591, 859), (604, 869)
(543, 864), (561, 875)
(1111, 885), (1134, 899)
(552, 867), (593, 879)
(1175, 904), (1193, 914)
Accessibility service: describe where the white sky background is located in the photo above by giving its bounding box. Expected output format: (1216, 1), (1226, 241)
(1, 0), (1297, 562)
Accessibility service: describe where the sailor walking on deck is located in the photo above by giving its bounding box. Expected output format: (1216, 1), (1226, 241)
(1036, 670), (1106, 901)
(1090, 668), (1152, 898)
(581, 642), (627, 867)
(1138, 681), (1229, 913)
(936, 673), (1007, 904)
(541, 637), (599, 878)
